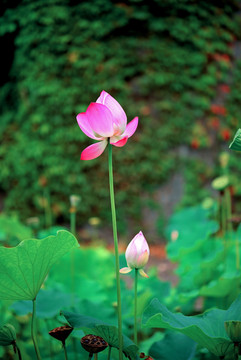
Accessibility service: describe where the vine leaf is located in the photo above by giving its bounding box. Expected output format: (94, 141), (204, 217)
(0, 230), (78, 300)
(143, 295), (241, 356)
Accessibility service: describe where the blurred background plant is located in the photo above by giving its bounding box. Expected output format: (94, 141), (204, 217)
(1, 0), (241, 237)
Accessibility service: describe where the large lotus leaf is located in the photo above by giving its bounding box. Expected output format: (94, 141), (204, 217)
(143, 294), (241, 357)
(62, 311), (139, 360)
(229, 128), (241, 151)
(0, 230), (78, 300)
(149, 332), (197, 360)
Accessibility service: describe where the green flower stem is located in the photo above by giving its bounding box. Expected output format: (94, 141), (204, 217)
(70, 210), (76, 236)
(63, 342), (68, 360)
(70, 209), (76, 307)
(107, 346), (112, 360)
(134, 268), (138, 345)
(94, 354), (98, 360)
(31, 298), (42, 360)
(225, 187), (232, 232)
(108, 142), (123, 360)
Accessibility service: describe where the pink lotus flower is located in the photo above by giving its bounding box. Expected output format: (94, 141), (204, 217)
(76, 91), (139, 160)
(120, 231), (150, 278)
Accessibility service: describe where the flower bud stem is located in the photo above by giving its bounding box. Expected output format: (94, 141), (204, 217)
(70, 210), (76, 306)
(63, 342), (68, 360)
(107, 346), (112, 360)
(108, 141), (123, 360)
(31, 298), (42, 360)
(14, 342), (22, 360)
(70, 210), (76, 236)
(134, 268), (138, 345)
(234, 343), (239, 360)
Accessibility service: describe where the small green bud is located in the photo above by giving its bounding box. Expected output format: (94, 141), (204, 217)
(0, 324), (16, 346)
(224, 321), (241, 343)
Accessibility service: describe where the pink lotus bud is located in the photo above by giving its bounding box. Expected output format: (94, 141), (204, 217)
(120, 231), (150, 278)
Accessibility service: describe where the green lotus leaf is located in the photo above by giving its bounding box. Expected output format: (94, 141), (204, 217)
(199, 272), (240, 299)
(149, 332), (197, 360)
(0, 324), (16, 346)
(0, 230), (78, 300)
(229, 129), (241, 151)
(62, 311), (139, 360)
(143, 294), (241, 357)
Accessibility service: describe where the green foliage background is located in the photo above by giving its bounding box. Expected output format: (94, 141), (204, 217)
(0, 0), (241, 229)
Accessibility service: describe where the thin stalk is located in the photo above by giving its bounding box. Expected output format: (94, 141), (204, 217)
(14, 343), (22, 360)
(70, 210), (76, 236)
(107, 346), (112, 360)
(43, 188), (52, 228)
(234, 343), (239, 360)
(94, 354), (98, 360)
(225, 187), (232, 233)
(70, 209), (76, 307)
(134, 268), (138, 345)
(63, 342), (68, 360)
(108, 142), (123, 360)
(31, 298), (42, 360)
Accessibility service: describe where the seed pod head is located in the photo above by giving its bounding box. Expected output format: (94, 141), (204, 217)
(140, 353), (154, 359)
(49, 325), (73, 343)
(224, 321), (241, 343)
(70, 195), (81, 207)
(81, 334), (108, 354)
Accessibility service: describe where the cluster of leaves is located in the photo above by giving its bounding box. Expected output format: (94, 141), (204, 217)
(0, 218), (170, 359)
(164, 203), (241, 314)
(0, 0), (240, 228)
(2, 209), (241, 359)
